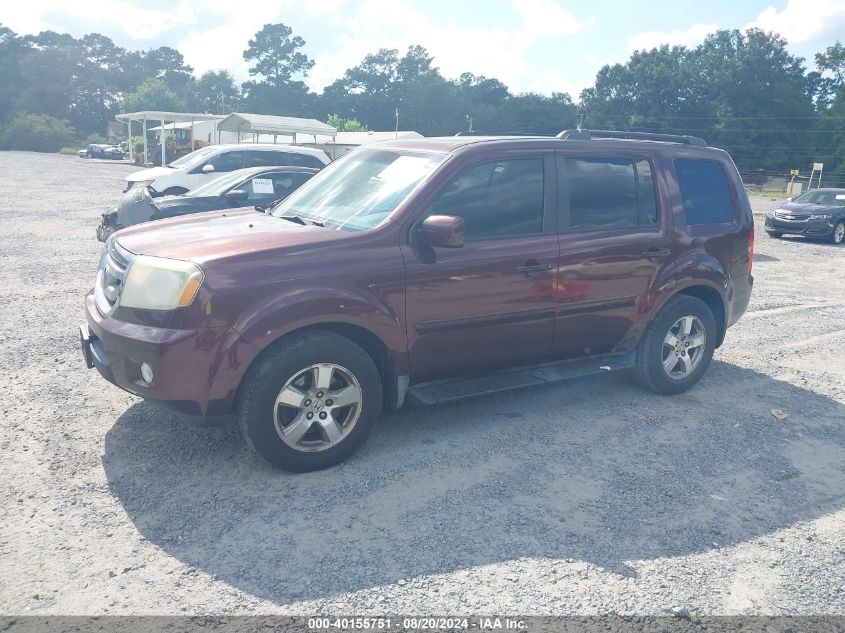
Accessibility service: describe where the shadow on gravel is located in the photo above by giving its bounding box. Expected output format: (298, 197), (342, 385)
(103, 361), (845, 604)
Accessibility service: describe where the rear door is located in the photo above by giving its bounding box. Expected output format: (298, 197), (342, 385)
(552, 151), (675, 358)
(402, 151), (559, 380)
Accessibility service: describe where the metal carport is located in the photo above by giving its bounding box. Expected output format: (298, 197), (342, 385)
(217, 113), (337, 146)
(115, 111), (222, 166)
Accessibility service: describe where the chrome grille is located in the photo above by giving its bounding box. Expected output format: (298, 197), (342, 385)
(95, 238), (134, 315)
(775, 210), (809, 220)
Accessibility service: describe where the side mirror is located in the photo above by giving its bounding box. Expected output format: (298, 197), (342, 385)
(201, 164), (215, 173)
(224, 189), (249, 202)
(418, 215), (465, 248)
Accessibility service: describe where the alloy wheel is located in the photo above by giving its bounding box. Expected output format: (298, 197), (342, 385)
(273, 363), (363, 452)
(661, 315), (707, 379)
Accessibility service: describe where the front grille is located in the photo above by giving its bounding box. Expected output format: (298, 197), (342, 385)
(775, 211), (810, 221)
(95, 238), (134, 316)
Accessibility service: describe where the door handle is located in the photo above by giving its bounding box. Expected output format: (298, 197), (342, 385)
(641, 247), (671, 260)
(516, 260), (553, 278)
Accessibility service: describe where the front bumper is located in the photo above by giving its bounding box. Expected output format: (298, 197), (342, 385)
(81, 293), (231, 416)
(765, 216), (834, 237)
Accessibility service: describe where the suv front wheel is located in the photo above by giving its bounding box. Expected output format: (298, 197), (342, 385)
(237, 332), (383, 472)
(632, 295), (716, 394)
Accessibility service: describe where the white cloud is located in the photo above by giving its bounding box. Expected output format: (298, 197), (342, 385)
(746, 0), (845, 43)
(308, 0), (587, 95)
(628, 22), (718, 51)
(0, 0), (197, 40)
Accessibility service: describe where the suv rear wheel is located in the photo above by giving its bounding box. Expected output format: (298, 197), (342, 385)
(633, 295), (716, 394)
(237, 332), (382, 472)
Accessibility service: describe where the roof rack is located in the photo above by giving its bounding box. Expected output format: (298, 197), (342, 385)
(557, 129), (707, 146)
(454, 131), (549, 137)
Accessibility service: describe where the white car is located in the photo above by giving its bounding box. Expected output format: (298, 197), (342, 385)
(123, 143), (330, 196)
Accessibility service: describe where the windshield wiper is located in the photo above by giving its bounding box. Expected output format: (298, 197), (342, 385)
(278, 214), (308, 225)
(277, 214), (325, 227)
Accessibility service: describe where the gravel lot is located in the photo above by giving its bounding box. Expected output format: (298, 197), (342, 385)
(1, 151), (844, 617)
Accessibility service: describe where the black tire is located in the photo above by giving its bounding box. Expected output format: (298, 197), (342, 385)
(632, 295), (717, 395)
(830, 221), (845, 245)
(237, 332), (382, 472)
(766, 230), (782, 238)
(160, 187), (188, 196)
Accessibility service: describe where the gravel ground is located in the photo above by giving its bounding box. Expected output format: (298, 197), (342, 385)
(0, 151), (844, 617)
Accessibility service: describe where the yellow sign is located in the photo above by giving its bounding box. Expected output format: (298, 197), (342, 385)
(790, 169), (799, 176)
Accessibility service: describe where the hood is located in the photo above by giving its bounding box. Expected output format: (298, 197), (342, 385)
(780, 201), (843, 214)
(115, 208), (346, 264)
(125, 166), (174, 183)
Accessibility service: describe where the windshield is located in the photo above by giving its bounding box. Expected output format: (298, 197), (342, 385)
(793, 190), (845, 206)
(185, 170), (249, 197)
(270, 148), (446, 231)
(168, 146), (219, 170)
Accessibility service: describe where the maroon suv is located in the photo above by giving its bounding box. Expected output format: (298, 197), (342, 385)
(80, 130), (754, 472)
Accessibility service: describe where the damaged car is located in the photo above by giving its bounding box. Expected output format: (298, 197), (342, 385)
(97, 166), (318, 242)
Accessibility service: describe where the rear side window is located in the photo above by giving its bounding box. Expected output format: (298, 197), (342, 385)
(675, 159), (735, 224)
(293, 153), (326, 168)
(428, 158), (544, 240)
(245, 150), (323, 168)
(565, 157), (658, 231)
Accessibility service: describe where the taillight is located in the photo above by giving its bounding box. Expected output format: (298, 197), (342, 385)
(747, 227), (754, 274)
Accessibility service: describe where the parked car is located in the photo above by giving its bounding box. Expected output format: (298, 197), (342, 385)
(122, 143), (331, 197)
(765, 188), (845, 244)
(86, 144), (125, 160)
(96, 166), (318, 241)
(77, 148), (88, 158)
(80, 130), (754, 472)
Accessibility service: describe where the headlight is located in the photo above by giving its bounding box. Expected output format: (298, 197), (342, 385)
(809, 214), (831, 220)
(120, 255), (203, 310)
(767, 209), (778, 218)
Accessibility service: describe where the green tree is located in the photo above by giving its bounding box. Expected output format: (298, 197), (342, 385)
(241, 23), (314, 116)
(191, 70), (240, 114)
(243, 23), (313, 85)
(0, 112), (77, 152)
(326, 114), (368, 131)
(122, 78), (187, 112)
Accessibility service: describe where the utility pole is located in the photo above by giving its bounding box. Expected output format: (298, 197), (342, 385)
(466, 114), (473, 132)
(395, 108), (399, 139)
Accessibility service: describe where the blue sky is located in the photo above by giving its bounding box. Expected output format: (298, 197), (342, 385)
(2, 0), (844, 99)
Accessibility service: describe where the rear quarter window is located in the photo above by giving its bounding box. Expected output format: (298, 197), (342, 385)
(675, 158), (735, 225)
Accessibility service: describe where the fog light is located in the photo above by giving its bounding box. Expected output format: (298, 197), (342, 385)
(140, 362), (154, 384)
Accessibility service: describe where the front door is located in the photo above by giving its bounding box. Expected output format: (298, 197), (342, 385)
(552, 152), (676, 358)
(402, 153), (558, 381)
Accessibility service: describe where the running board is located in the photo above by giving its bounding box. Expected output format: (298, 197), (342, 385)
(406, 352), (635, 406)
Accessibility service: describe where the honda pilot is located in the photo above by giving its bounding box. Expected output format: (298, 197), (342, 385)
(80, 130), (754, 472)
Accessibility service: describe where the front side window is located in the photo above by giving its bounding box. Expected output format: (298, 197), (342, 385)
(565, 157), (657, 231)
(675, 159), (735, 224)
(272, 148), (445, 231)
(205, 151), (243, 173)
(427, 158), (544, 240)
(793, 190), (845, 206)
